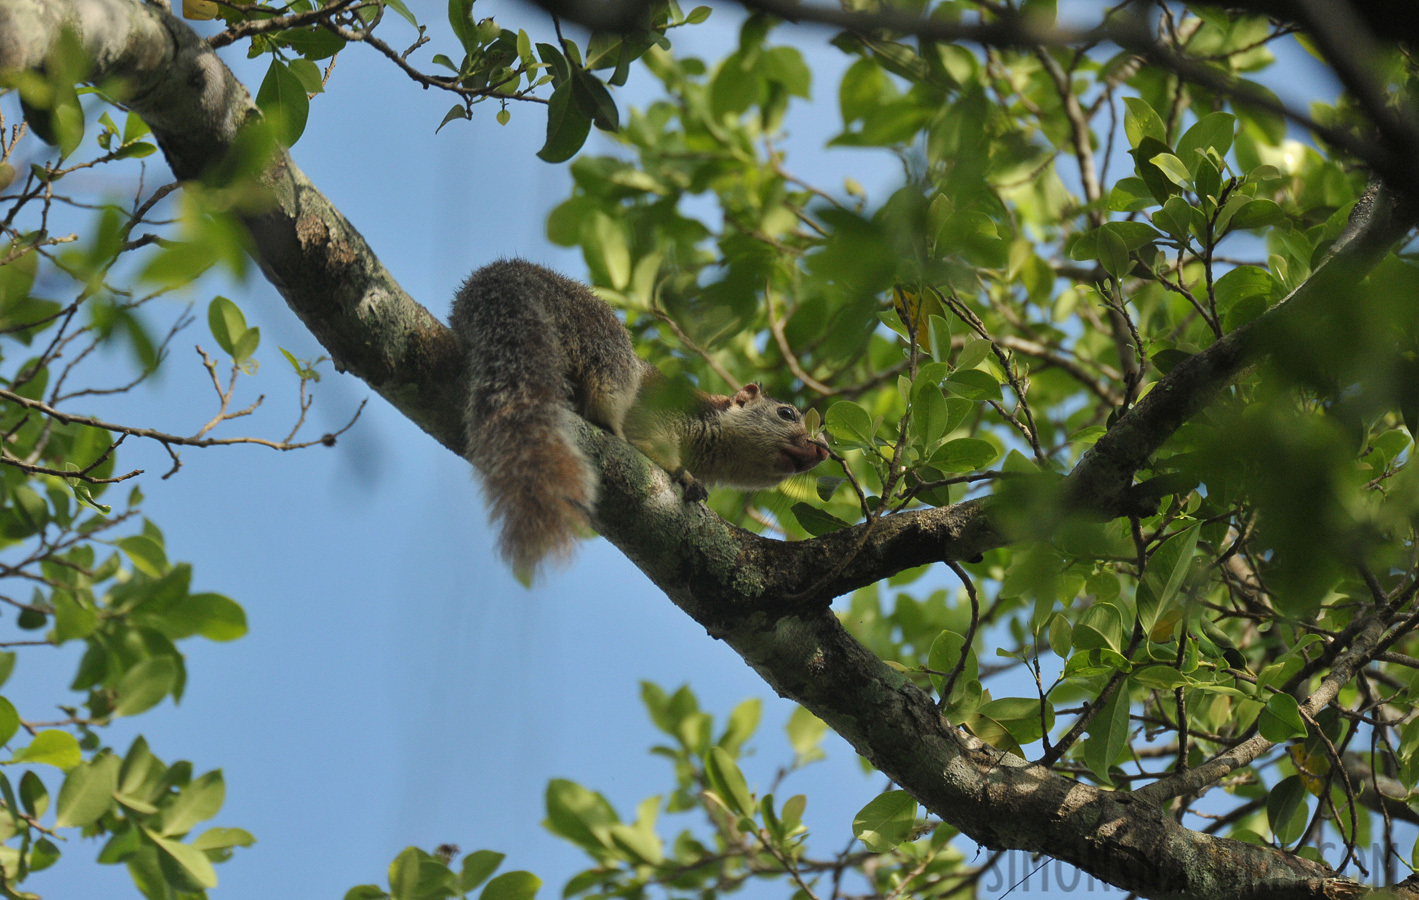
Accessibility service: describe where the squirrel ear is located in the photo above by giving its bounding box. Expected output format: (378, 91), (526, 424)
(732, 383), (762, 406)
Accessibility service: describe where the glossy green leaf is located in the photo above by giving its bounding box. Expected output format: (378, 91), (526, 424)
(826, 401), (876, 449)
(1137, 523), (1200, 639)
(255, 58), (310, 147)
(1082, 681), (1130, 784)
(790, 502), (850, 536)
(1150, 153), (1192, 189)
(1258, 693), (1307, 743)
(1266, 775), (1308, 846)
(1175, 112), (1235, 173)
(538, 81), (591, 163)
(943, 369), (1002, 402)
(852, 790), (917, 852)
(909, 379), (949, 449)
(1122, 97), (1166, 148)
(928, 437), (998, 472)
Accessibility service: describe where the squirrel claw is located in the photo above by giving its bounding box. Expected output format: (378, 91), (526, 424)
(673, 468), (709, 503)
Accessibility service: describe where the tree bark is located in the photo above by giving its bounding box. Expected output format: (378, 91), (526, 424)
(3, 2), (1413, 897)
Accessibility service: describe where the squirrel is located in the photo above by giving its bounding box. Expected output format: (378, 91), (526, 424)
(450, 259), (829, 579)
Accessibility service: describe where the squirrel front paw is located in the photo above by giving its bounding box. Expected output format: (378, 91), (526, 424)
(672, 468), (709, 503)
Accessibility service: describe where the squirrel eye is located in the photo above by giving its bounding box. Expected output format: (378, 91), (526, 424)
(776, 406), (798, 422)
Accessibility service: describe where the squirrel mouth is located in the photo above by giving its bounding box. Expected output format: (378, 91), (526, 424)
(781, 441), (829, 473)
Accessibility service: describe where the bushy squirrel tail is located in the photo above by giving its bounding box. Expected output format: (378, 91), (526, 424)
(450, 262), (599, 579)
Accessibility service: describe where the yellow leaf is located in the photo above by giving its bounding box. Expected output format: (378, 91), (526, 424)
(183, 0), (219, 20)
(892, 284), (945, 354)
(1287, 743), (1330, 795)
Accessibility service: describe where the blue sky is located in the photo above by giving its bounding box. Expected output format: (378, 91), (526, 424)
(10, 2), (1356, 897)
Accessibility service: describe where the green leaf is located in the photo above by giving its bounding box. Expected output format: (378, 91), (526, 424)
(926, 629), (977, 703)
(1175, 112), (1235, 173)
(538, 81), (591, 163)
(55, 751), (119, 827)
(206, 296), (248, 359)
(1150, 153), (1192, 189)
(1082, 681), (1130, 784)
(190, 826), (256, 850)
(1122, 97), (1166, 148)
(586, 212), (630, 290)
(571, 68), (618, 132)
(163, 592), (248, 642)
(1108, 177), (1155, 212)
(144, 827), (218, 889)
(231, 326), (261, 364)
(826, 401), (877, 449)
(53, 589), (97, 643)
(114, 657), (178, 717)
(704, 746), (753, 817)
(287, 58), (325, 94)
(954, 337), (989, 372)
(447, 0), (475, 51)
(117, 533), (169, 573)
(1046, 612), (1072, 656)
(1213, 265), (1278, 315)
(786, 706), (827, 765)
(909, 379), (949, 449)
(543, 779), (617, 853)
(1258, 693), (1307, 742)
(11, 730), (81, 769)
(719, 698), (761, 753)
(943, 369), (1002, 402)
(0, 696), (18, 747)
(790, 502), (850, 536)
(436, 104), (469, 133)
(481, 871), (540, 900)
(976, 696), (1053, 745)
(1137, 523), (1200, 639)
(384, 0), (418, 26)
(852, 790), (917, 852)
(389, 846), (421, 900)
(1101, 220), (1162, 250)
(1227, 199), (1284, 230)
(609, 822), (664, 865)
(1131, 136), (1179, 203)
(1266, 774), (1308, 846)
(1072, 603), (1123, 652)
(460, 850), (505, 893)
(255, 58), (310, 147)
(928, 437), (999, 472)
(19, 769), (48, 818)
(157, 769), (224, 836)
